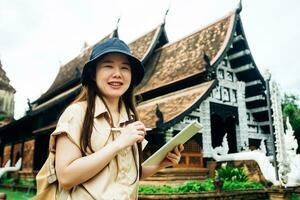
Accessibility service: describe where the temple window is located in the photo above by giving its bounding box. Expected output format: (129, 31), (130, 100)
(221, 58), (228, 67)
(247, 113), (251, 121)
(185, 115), (200, 123)
(213, 87), (221, 100)
(232, 89), (237, 103)
(218, 69), (224, 79)
(226, 71), (233, 81)
(222, 87), (230, 102)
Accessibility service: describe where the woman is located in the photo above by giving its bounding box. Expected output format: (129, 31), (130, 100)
(37, 38), (183, 200)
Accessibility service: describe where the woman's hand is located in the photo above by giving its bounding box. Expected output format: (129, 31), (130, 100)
(160, 144), (184, 168)
(114, 121), (146, 150)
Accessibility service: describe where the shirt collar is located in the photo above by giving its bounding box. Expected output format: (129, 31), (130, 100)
(94, 96), (135, 124)
(94, 96), (108, 118)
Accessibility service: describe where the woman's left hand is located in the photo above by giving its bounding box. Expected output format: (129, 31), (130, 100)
(160, 144), (184, 168)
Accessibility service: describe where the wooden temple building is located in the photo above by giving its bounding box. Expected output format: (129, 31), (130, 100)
(0, 5), (273, 179)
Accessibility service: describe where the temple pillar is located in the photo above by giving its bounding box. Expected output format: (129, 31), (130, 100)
(237, 81), (248, 151)
(199, 99), (212, 157)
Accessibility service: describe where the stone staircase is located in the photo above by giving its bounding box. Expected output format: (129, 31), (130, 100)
(140, 167), (210, 186)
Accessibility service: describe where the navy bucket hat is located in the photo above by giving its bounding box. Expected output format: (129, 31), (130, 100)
(82, 38), (145, 86)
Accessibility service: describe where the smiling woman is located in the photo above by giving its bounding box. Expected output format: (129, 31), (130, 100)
(33, 38), (184, 200)
(95, 53), (132, 102)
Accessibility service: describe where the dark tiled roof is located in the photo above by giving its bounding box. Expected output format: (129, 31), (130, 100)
(128, 27), (158, 60)
(42, 47), (92, 98)
(137, 80), (215, 128)
(33, 31), (117, 104)
(34, 25), (164, 105)
(136, 14), (235, 95)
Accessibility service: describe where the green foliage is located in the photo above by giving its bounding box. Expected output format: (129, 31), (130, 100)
(0, 114), (5, 121)
(0, 188), (35, 200)
(222, 181), (264, 190)
(216, 165), (248, 182)
(0, 177), (16, 184)
(138, 185), (158, 194)
(138, 184), (175, 194)
(282, 93), (300, 153)
(291, 194), (300, 200)
(0, 177), (35, 186)
(282, 94), (299, 107)
(138, 179), (263, 194)
(177, 179), (214, 193)
(139, 179), (215, 194)
(158, 185), (175, 193)
(18, 178), (36, 186)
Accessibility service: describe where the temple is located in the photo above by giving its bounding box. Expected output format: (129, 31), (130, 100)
(0, 4), (273, 178)
(0, 59), (15, 127)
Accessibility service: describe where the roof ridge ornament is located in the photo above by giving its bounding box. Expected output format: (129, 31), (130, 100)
(112, 17), (120, 38)
(115, 17), (120, 31)
(236, 0), (243, 14)
(27, 98), (32, 112)
(203, 52), (216, 81)
(155, 104), (164, 128)
(81, 41), (89, 52)
(163, 3), (170, 25)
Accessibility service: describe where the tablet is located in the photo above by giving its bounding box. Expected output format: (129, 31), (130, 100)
(142, 121), (202, 167)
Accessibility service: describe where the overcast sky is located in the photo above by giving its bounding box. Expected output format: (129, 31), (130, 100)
(1, 0), (300, 119)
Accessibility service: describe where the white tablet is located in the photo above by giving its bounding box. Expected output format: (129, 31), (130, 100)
(142, 121), (202, 167)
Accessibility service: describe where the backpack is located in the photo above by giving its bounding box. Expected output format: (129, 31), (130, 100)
(32, 136), (68, 200)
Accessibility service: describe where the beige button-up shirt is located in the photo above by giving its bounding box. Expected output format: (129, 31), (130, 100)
(50, 96), (141, 200)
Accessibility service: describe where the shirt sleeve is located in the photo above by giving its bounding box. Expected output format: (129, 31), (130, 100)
(49, 103), (84, 152)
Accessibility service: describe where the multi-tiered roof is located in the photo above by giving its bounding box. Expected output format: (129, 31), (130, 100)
(30, 5), (267, 131)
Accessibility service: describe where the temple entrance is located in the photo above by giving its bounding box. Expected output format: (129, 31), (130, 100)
(145, 130), (204, 168)
(178, 134), (203, 168)
(225, 116), (237, 153)
(211, 114), (224, 148)
(210, 103), (238, 153)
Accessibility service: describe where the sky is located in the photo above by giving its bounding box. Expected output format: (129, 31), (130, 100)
(1, 0), (300, 119)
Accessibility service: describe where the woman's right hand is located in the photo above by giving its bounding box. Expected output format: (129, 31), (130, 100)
(114, 121), (146, 150)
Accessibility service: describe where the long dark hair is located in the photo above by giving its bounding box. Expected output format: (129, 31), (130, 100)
(72, 61), (143, 181)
